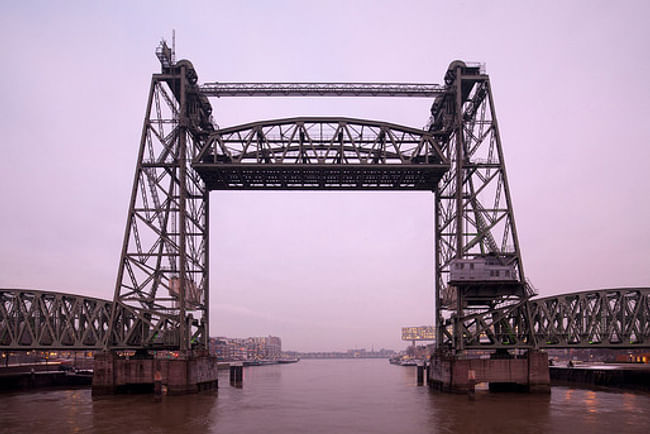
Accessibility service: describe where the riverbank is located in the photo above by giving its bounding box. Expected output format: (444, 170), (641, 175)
(550, 363), (650, 392)
(0, 363), (92, 392)
(243, 359), (300, 367)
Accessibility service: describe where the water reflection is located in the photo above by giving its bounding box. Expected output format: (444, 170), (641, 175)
(1, 360), (649, 434)
(62, 390), (85, 433)
(584, 390), (598, 414)
(426, 389), (552, 434)
(564, 388), (574, 401)
(91, 390), (219, 433)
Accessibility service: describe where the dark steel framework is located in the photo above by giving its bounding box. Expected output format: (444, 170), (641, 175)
(0, 289), (115, 350)
(194, 117), (448, 190)
(5, 44), (639, 355)
(105, 49), (537, 353)
(106, 44), (462, 352)
(447, 287), (650, 349)
(106, 58), (213, 350)
(430, 61), (532, 353)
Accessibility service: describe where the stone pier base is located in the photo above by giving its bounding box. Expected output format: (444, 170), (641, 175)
(429, 350), (550, 393)
(92, 351), (219, 396)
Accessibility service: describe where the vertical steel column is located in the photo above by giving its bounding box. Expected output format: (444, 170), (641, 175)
(434, 192), (442, 348)
(433, 61), (531, 351)
(454, 65), (465, 354)
(454, 66), (464, 259)
(202, 188), (210, 349)
(178, 65), (188, 352)
(107, 59), (210, 351)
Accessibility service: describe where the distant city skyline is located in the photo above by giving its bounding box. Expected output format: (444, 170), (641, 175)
(1, 1), (648, 352)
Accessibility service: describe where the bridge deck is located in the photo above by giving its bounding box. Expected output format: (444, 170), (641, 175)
(193, 164), (448, 190)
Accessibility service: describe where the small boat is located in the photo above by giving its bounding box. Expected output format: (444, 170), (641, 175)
(277, 358), (300, 364)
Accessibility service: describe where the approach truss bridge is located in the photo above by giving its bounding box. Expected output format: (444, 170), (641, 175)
(451, 287), (650, 350)
(2, 287), (649, 350)
(0, 289), (119, 350)
(1, 42), (646, 354)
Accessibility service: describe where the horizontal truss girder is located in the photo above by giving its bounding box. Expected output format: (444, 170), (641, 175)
(196, 165), (446, 190)
(199, 82), (445, 97)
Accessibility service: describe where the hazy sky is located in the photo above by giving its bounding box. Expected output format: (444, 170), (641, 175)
(1, 1), (648, 352)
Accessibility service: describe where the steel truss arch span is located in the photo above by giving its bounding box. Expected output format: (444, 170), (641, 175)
(0, 289), (116, 350)
(0, 289), (173, 351)
(194, 117), (449, 190)
(3, 287), (648, 351)
(444, 287), (650, 350)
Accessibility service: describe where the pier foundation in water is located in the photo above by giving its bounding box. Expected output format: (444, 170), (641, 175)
(92, 351), (218, 396)
(428, 350), (550, 393)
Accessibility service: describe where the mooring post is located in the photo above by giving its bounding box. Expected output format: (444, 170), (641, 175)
(236, 365), (243, 384)
(153, 369), (162, 400)
(230, 363), (243, 387)
(417, 363), (425, 386)
(467, 369), (476, 400)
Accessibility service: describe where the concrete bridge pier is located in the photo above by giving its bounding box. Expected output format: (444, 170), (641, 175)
(92, 351), (218, 396)
(428, 350), (550, 393)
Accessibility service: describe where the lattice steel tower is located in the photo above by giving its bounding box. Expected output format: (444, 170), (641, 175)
(106, 44), (532, 354)
(106, 43), (213, 351)
(432, 61), (533, 353)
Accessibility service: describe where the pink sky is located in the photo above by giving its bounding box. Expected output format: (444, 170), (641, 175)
(1, 0), (648, 351)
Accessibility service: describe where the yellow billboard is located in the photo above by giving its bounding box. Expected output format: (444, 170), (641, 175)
(401, 326), (435, 341)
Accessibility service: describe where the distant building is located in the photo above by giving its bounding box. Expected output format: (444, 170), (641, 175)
(209, 336), (282, 361)
(288, 348), (397, 359)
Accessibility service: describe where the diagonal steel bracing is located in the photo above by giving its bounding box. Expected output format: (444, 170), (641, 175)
(194, 117), (449, 190)
(432, 61), (532, 353)
(0, 289), (116, 350)
(2, 287), (648, 350)
(6, 47), (636, 356)
(106, 58), (212, 351)
(106, 56), (534, 353)
(449, 287), (650, 349)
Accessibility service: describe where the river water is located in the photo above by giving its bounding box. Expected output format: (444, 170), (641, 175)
(1, 359), (649, 433)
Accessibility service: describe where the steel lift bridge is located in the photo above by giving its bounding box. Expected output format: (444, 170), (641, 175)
(1, 42), (649, 356)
